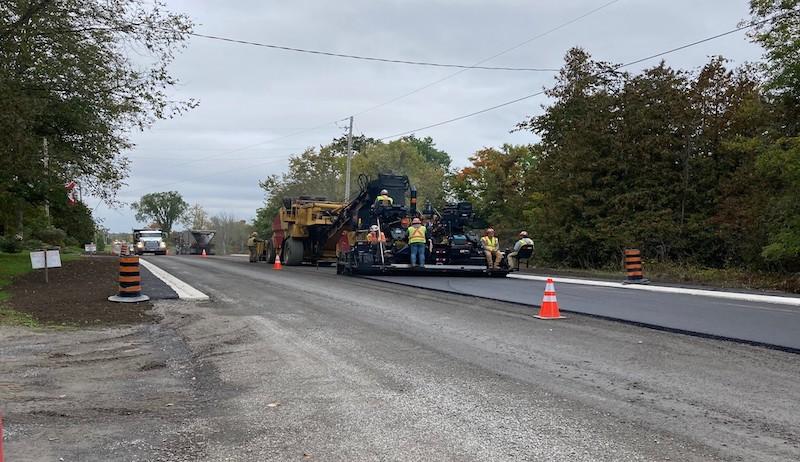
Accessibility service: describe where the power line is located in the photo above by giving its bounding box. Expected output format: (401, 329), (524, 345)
(128, 3), (617, 181)
(354, 0), (622, 117)
(188, 32), (559, 72)
(378, 11), (790, 141)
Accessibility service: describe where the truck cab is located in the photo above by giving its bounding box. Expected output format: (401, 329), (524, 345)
(133, 229), (167, 255)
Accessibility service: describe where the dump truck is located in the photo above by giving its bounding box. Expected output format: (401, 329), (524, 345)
(133, 228), (167, 255)
(175, 230), (216, 255)
(256, 173), (508, 276)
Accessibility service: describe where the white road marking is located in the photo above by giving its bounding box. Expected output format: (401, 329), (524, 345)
(508, 274), (800, 307)
(140, 258), (209, 301)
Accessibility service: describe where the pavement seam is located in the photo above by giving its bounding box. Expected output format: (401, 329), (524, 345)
(509, 274), (800, 306)
(139, 258), (210, 301)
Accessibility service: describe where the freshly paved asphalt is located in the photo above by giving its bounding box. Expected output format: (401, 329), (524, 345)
(366, 274), (800, 350)
(139, 265), (179, 300)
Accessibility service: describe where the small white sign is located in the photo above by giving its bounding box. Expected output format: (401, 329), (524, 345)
(30, 249), (62, 269)
(85, 243), (97, 252)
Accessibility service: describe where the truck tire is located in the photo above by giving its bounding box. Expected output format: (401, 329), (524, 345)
(283, 237), (304, 266)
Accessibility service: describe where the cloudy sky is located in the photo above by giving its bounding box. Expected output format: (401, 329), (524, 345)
(96, 0), (763, 232)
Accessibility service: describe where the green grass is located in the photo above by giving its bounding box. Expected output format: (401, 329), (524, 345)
(0, 250), (80, 327)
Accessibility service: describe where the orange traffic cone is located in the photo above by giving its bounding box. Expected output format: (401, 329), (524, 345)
(534, 278), (565, 319)
(201, 249), (207, 258)
(273, 253), (282, 270)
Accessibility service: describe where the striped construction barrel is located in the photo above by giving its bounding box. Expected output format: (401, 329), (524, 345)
(108, 256), (150, 303)
(623, 249), (648, 284)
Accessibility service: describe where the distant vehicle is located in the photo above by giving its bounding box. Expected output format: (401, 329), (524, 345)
(175, 230), (216, 255)
(133, 228), (167, 255)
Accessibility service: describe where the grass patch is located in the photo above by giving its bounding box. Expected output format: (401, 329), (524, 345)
(0, 306), (40, 327)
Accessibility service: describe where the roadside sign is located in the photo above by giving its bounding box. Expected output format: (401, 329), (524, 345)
(85, 243), (97, 253)
(30, 249), (62, 269)
(30, 248), (61, 283)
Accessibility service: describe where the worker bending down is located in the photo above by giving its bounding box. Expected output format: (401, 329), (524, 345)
(247, 231), (262, 263)
(407, 217), (427, 268)
(481, 228), (502, 269)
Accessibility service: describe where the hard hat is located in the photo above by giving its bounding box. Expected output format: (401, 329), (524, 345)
(370, 225), (379, 232)
(487, 228), (495, 233)
(412, 217), (421, 224)
(251, 232), (258, 237)
(380, 189), (388, 195)
(519, 231), (528, 237)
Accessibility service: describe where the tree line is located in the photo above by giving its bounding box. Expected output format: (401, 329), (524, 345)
(257, 1), (800, 272)
(0, 0), (194, 251)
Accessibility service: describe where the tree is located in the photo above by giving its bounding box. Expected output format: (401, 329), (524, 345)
(0, 0), (196, 239)
(183, 203), (210, 230)
(400, 135), (451, 168)
(131, 191), (188, 234)
(209, 213), (250, 255)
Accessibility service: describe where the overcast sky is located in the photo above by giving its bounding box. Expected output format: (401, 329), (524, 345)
(95, 0), (763, 232)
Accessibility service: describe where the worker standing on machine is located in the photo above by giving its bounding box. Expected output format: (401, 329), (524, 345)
(247, 231), (261, 263)
(408, 217), (427, 268)
(367, 225), (386, 245)
(507, 231), (534, 269)
(481, 228), (502, 270)
(374, 189), (394, 207)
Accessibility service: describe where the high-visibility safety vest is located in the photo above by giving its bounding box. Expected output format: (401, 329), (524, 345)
(367, 232), (386, 243)
(481, 236), (499, 251)
(408, 225), (427, 244)
(514, 237), (534, 251)
(375, 194), (394, 206)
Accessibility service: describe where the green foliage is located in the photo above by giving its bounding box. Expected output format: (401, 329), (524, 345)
(0, 0), (195, 245)
(256, 136), (451, 234)
(0, 235), (22, 253)
(33, 227), (66, 246)
(131, 191), (189, 235)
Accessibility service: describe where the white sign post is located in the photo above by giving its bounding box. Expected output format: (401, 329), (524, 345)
(84, 243), (97, 255)
(30, 248), (62, 283)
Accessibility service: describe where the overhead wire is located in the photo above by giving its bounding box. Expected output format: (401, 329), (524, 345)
(187, 32), (559, 72)
(377, 10), (796, 141)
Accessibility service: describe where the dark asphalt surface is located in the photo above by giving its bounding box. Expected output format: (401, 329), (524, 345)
(139, 255), (799, 461)
(365, 274), (800, 350)
(139, 265), (179, 300)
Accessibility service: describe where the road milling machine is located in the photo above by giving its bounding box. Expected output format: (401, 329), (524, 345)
(256, 173), (508, 277)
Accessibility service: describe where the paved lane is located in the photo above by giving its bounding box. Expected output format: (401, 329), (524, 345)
(143, 255), (799, 461)
(366, 275), (800, 350)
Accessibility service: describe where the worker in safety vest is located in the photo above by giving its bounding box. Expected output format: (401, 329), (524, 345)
(508, 231), (534, 269)
(481, 228), (502, 269)
(367, 224), (386, 245)
(374, 189), (394, 207)
(407, 217), (427, 268)
(247, 232), (261, 263)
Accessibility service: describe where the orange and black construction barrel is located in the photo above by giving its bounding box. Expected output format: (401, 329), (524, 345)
(108, 256), (150, 303)
(623, 249), (649, 284)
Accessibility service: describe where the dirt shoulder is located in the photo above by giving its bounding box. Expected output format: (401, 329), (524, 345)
(2, 255), (157, 326)
(0, 302), (211, 462)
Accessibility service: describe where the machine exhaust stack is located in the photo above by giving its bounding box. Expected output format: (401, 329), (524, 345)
(409, 186), (417, 217)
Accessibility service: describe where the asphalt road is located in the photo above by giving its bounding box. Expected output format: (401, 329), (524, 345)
(144, 255), (800, 461)
(365, 274), (800, 350)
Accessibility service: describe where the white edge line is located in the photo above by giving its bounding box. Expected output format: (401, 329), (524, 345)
(140, 258), (210, 301)
(508, 274), (800, 307)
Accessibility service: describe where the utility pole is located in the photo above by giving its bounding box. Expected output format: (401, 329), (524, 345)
(344, 115), (353, 201)
(43, 137), (50, 226)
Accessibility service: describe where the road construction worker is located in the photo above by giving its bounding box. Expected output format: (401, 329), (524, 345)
(481, 228), (502, 270)
(407, 217), (427, 268)
(374, 189), (394, 207)
(247, 232), (261, 263)
(508, 231), (534, 269)
(367, 224), (386, 245)
(336, 231), (351, 257)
